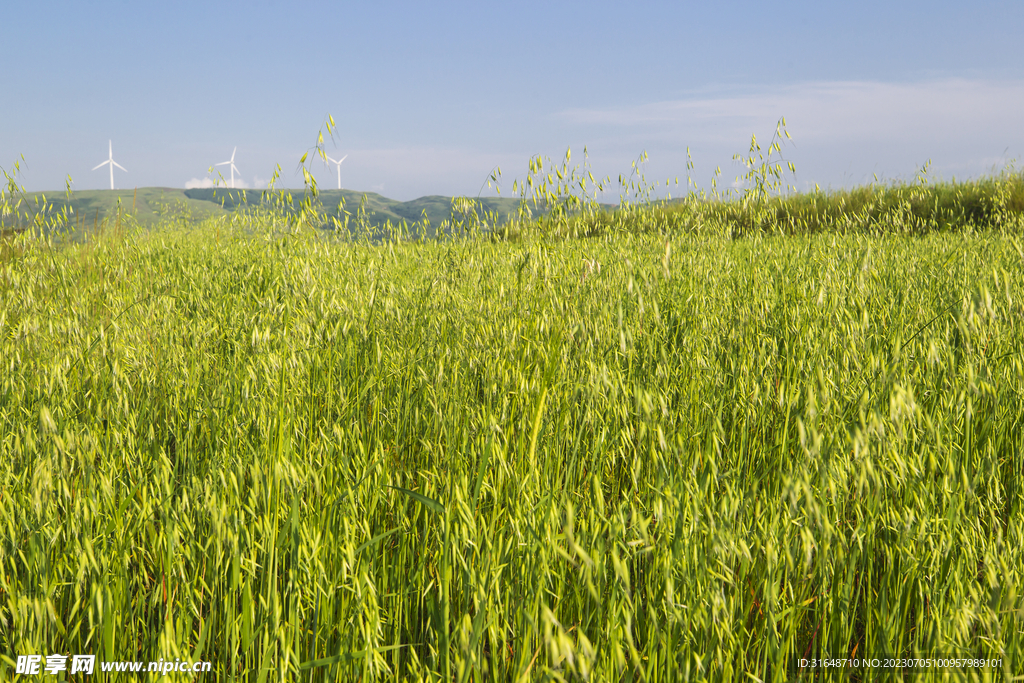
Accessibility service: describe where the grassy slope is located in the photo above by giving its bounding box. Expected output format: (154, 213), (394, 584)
(663, 169), (1024, 235)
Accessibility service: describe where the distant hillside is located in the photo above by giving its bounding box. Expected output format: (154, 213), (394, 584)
(3, 188), (228, 237)
(5, 187), (537, 237)
(182, 188), (527, 231)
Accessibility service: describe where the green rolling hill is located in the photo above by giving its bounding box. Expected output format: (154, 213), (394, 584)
(3, 188), (227, 237)
(3, 187), (551, 238)
(182, 188), (528, 232)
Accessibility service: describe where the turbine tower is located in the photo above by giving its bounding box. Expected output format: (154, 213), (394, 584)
(92, 140), (126, 190)
(216, 147), (241, 188)
(326, 154), (348, 190)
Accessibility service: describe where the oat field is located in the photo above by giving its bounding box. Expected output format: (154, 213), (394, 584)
(2, 156), (1024, 681)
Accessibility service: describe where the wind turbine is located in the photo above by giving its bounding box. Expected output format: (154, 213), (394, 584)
(92, 140), (126, 190)
(326, 154), (348, 190)
(216, 147), (241, 188)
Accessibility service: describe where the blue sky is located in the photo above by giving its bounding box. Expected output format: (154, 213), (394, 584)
(3, 1), (1022, 200)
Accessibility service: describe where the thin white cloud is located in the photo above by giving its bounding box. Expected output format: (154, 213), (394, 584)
(558, 78), (1024, 143)
(556, 78), (1024, 187)
(184, 176), (250, 189)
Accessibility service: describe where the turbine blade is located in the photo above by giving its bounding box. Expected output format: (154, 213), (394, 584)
(339, 155), (348, 163)
(92, 160), (110, 171)
(216, 160), (230, 166)
(112, 161), (127, 172)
